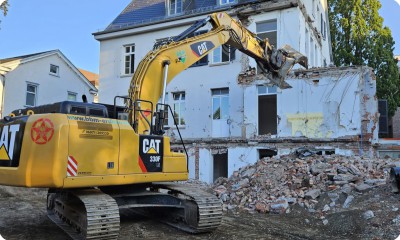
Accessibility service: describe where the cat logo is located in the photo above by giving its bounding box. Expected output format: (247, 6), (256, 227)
(142, 138), (161, 154)
(190, 41), (215, 57)
(0, 124), (20, 161)
(139, 135), (164, 172)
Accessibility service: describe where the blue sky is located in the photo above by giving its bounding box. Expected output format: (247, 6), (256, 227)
(0, 0), (131, 73)
(0, 0), (399, 73)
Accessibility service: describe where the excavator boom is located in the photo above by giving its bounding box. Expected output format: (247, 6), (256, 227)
(128, 12), (307, 134)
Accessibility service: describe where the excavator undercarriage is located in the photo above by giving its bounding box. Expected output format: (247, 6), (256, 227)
(47, 183), (222, 240)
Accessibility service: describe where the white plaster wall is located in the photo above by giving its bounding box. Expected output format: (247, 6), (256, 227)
(198, 148), (212, 183)
(228, 146), (258, 173)
(3, 55), (94, 115)
(187, 148), (196, 179)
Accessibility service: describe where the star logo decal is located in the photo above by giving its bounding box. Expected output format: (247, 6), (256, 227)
(31, 118), (55, 144)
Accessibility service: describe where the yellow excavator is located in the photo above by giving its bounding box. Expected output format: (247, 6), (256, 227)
(0, 12), (307, 239)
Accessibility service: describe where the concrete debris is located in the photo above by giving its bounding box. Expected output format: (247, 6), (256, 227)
(392, 215), (400, 225)
(363, 210), (375, 220)
(355, 183), (371, 192)
(343, 195), (354, 209)
(212, 154), (394, 214)
(305, 189), (321, 200)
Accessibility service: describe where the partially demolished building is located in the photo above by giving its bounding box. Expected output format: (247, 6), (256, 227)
(95, 0), (380, 183)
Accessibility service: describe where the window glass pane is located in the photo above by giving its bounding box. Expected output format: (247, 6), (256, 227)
(130, 54), (135, 74)
(256, 20), (277, 32)
(26, 93), (35, 106)
(221, 96), (229, 119)
(268, 86), (277, 94)
(68, 93), (77, 101)
(89, 108), (104, 117)
(213, 97), (220, 120)
(220, 88), (229, 95)
(257, 85), (266, 94)
(27, 85), (36, 93)
(258, 32), (277, 47)
(125, 47), (130, 53)
(70, 106), (86, 115)
(50, 64), (58, 74)
(180, 102), (185, 125)
(213, 46), (222, 63)
(177, 0), (182, 12)
(222, 45), (230, 62)
(180, 93), (185, 100)
(174, 103), (179, 123)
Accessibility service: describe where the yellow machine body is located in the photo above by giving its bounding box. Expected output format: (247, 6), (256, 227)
(0, 114), (187, 188)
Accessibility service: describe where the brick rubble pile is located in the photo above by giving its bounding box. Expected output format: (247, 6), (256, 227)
(212, 154), (397, 214)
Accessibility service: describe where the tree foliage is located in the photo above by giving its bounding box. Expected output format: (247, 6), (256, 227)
(0, 0), (8, 16)
(328, 0), (400, 116)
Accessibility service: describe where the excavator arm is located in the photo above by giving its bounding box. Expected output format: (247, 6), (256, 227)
(128, 12), (307, 134)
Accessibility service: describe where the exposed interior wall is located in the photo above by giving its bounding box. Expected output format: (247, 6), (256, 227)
(393, 107), (400, 138)
(242, 66), (378, 142)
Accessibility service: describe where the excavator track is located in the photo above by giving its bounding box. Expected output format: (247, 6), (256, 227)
(151, 183), (222, 233)
(47, 189), (120, 240)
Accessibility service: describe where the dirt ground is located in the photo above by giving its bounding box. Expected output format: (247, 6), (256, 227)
(0, 184), (399, 240)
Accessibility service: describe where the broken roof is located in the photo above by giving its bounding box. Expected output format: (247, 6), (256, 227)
(96, 0), (262, 34)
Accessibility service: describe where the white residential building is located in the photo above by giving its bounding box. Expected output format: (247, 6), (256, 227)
(0, 50), (98, 117)
(94, 0), (379, 183)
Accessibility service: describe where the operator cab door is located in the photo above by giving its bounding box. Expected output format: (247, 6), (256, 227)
(211, 88), (229, 138)
(67, 114), (119, 176)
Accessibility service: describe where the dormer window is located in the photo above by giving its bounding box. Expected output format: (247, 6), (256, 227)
(220, 0), (235, 5)
(168, 0), (182, 15)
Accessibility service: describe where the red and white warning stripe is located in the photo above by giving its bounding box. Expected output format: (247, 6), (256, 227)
(67, 156), (78, 177)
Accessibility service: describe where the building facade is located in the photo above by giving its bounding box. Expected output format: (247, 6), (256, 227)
(0, 50), (98, 117)
(94, 0), (379, 183)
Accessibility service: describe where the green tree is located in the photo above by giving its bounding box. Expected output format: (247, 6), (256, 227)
(0, 0), (8, 16)
(328, 0), (400, 116)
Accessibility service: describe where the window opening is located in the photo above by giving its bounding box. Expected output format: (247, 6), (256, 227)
(124, 44), (135, 75)
(212, 88), (229, 120)
(68, 92), (77, 101)
(213, 152), (228, 182)
(50, 64), (59, 76)
(256, 20), (277, 73)
(26, 83), (37, 107)
(169, 0), (183, 15)
(258, 85), (277, 135)
(173, 92), (185, 126)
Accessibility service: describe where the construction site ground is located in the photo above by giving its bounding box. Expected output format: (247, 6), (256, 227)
(0, 183), (399, 240)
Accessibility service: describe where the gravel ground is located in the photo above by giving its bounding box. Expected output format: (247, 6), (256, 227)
(0, 184), (399, 240)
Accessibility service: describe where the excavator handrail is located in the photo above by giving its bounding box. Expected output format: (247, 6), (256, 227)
(156, 103), (189, 171)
